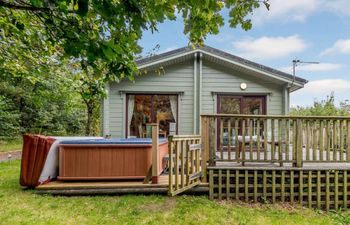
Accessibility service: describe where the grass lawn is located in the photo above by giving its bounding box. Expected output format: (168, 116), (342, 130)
(0, 161), (349, 225)
(0, 139), (23, 152)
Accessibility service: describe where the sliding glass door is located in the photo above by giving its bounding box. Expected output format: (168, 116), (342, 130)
(127, 94), (178, 138)
(217, 95), (266, 146)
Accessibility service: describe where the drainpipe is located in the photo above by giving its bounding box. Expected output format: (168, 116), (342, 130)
(193, 53), (198, 134)
(198, 52), (203, 133)
(283, 84), (289, 115)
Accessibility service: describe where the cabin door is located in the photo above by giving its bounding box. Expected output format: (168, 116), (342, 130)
(217, 95), (266, 115)
(216, 95), (266, 149)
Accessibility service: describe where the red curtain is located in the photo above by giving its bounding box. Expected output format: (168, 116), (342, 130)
(20, 135), (55, 188)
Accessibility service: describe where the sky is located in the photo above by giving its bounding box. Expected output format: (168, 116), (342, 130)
(138, 0), (350, 107)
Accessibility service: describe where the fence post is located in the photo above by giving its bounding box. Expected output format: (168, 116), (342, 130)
(209, 116), (216, 166)
(168, 135), (173, 194)
(296, 119), (303, 167)
(201, 116), (209, 182)
(151, 123), (159, 184)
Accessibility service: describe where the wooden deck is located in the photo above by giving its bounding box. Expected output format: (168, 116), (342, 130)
(34, 114), (350, 210)
(36, 175), (209, 195)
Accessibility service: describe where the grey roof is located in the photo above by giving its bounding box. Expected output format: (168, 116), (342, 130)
(136, 45), (308, 84)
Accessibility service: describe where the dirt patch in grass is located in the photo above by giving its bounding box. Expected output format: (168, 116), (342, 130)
(0, 150), (22, 162)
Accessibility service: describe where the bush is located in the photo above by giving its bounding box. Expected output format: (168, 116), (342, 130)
(290, 93), (350, 116)
(0, 97), (20, 140)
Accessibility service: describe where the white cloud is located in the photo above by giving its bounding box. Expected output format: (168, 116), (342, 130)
(322, 0), (350, 16)
(321, 39), (350, 56)
(208, 34), (234, 43)
(163, 46), (177, 52)
(291, 79), (350, 107)
(252, 0), (318, 25)
(280, 63), (344, 73)
(251, 0), (350, 25)
(300, 79), (350, 94)
(233, 35), (307, 60)
(158, 46), (178, 54)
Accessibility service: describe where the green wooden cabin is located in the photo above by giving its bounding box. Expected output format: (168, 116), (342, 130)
(101, 45), (307, 138)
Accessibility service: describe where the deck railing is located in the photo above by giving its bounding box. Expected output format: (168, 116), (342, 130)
(201, 114), (350, 167)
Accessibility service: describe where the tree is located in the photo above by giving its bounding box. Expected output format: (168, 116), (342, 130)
(74, 70), (106, 136)
(1, 0), (270, 82)
(0, 96), (20, 139)
(0, 18), (86, 138)
(1, 0), (270, 136)
(290, 93), (350, 116)
(0, 55), (87, 138)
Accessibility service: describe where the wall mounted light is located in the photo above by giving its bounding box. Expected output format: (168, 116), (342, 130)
(240, 83), (247, 90)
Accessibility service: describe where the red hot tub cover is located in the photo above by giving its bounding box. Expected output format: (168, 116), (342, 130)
(20, 135), (56, 188)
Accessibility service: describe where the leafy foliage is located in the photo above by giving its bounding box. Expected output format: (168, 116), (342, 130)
(0, 96), (20, 139)
(0, 21), (86, 139)
(73, 68), (106, 135)
(290, 93), (350, 116)
(0, 68), (86, 139)
(0, 0), (269, 82)
(0, 0), (269, 137)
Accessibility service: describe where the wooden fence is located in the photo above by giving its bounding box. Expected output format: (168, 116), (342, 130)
(201, 114), (350, 167)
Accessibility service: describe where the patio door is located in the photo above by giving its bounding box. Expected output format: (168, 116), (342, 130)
(126, 94), (178, 138)
(217, 95), (266, 115)
(217, 95), (266, 148)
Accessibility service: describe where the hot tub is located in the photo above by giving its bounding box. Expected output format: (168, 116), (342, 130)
(57, 138), (168, 181)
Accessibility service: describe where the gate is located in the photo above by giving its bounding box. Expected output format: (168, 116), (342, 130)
(168, 135), (202, 196)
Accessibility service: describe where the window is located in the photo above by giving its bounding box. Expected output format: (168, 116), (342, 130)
(127, 94), (178, 138)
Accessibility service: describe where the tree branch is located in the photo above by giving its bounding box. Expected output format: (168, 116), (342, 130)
(0, 1), (50, 12)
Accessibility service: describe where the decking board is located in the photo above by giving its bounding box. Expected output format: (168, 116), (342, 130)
(36, 175), (209, 195)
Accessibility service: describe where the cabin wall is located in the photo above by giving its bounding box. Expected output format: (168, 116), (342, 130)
(106, 61), (194, 137)
(201, 60), (284, 115)
(103, 57), (287, 137)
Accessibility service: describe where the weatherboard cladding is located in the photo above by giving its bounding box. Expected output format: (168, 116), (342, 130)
(108, 61), (194, 137)
(105, 45), (301, 137)
(136, 45), (308, 84)
(201, 60), (283, 115)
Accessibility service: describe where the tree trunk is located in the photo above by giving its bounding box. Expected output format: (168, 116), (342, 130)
(85, 105), (94, 136)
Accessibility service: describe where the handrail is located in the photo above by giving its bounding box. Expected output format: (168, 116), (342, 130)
(201, 114), (350, 120)
(169, 135), (201, 141)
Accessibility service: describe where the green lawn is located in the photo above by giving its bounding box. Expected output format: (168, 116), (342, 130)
(0, 139), (23, 152)
(0, 161), (349, 225)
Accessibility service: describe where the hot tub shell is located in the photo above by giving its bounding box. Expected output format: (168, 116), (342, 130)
(57, 140), (168, 181)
